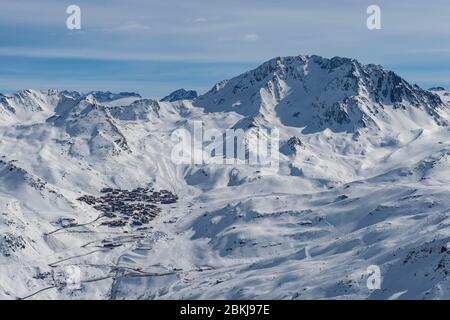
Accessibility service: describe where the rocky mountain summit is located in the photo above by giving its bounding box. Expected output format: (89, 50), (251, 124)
(196, 55), (446, 133)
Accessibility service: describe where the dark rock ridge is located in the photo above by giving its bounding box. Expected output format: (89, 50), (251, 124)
(429, 86), (446, 91)
(62, 91), (141, 102)
(85, 91), (141, 103)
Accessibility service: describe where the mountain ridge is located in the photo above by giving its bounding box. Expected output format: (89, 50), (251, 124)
(195, 54), (447, 133)
(2, 54), (450, 299)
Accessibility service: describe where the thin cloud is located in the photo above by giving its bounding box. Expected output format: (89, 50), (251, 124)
(193, 17), (208, 23)
(243, 33), (259, 41)
(0, 47), (265, 63)
(116, 22), (151, 32)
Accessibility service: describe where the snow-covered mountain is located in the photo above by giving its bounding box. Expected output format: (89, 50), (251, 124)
(2, 54), (450, 300)
(196, 55), (446, 133)
(161, 88), (198, 102)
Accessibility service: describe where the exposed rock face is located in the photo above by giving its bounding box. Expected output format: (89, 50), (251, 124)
(161, 89), (198, 102)
(195, 55), (446, 133)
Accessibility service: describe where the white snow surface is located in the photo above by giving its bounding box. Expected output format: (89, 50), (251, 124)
(1, 54), (450, 299)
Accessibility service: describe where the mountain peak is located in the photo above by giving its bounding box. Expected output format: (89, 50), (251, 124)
(85, 91), (141, 103)
(429, 86), (446, 92)
(161, 89), (198, 102)
(195, 54), (446, 133)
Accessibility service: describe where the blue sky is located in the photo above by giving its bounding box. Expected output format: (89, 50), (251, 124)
(1, 0), (450, 98)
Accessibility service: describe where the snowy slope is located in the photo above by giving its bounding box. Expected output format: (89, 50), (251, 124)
(195, 55), (446, 133)
(1, 54), (450, 300)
